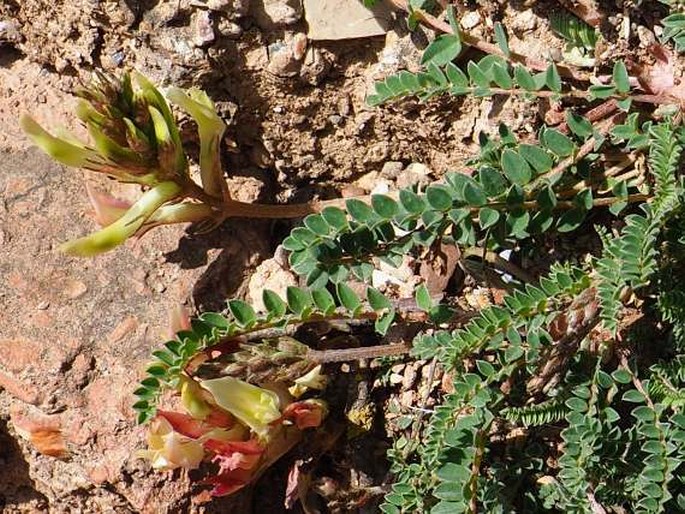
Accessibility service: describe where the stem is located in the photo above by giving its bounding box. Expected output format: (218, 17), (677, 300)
(307, 342), (412, 363)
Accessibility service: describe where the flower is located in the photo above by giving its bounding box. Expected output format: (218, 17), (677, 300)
(288, 365), (327, 398)
(136, 415), (204, 470)
(281, 399), (328, 430)
(166, 87), (227, 201)
(200, 376), (282, 438)
(204, 438), (264, 473)
(59, 180), (182, 256)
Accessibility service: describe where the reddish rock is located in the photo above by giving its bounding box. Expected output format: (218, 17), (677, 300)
(0, 371), (42, 404)
(0, 338), (42, 372)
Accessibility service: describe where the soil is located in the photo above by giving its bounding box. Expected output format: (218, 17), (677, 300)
(0, 0), (673, 512)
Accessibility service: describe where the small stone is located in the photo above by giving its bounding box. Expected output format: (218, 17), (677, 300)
(460, 11), (482, 30)
(247, 258), (298, 312)
(267, 36), (306, 77)
(303, 0), (391, 40)
(251, 0), (302, 30)
(216, 18), (243, 38)
(36, 300), (50, 310)
(389, 373), (403, 385)
(402, 364), (418, 389)
(300, 47), (331, 85)
(191, 10), (215, 47)
(62, 279), (88, 299)
(355, 171), (381, 192)
(207, 0), (250, 15)
(0, 19), (22, 44)
(514, 9), (537, 33)
(396, 162), (432, 189)
(380, 161), (403, 179)
(328, 114), (342, 126)
(399, 390), (415, 407)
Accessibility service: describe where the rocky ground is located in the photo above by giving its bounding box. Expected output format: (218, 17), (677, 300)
(0, 0), (669, 512)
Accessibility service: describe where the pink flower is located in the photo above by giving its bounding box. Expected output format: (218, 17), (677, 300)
(281, 400), (328, 430)
(203, 438), (265, 496)
(204, 438), (264, 472)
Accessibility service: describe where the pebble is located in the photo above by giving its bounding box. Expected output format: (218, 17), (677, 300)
(191, 10), (215, 47)
(396, 162), (431, 189)
(252, 0), (303, 30)
(216, 19), (243, 39)
(461, 11), (482, 30)
(266, 34), (308, 77)
(514, 9), (537, 33)
(380, 161), (404, 179)
(36, 300), (50, 311)
(0, 19), (22, 44)
(207, 0), (251, 15)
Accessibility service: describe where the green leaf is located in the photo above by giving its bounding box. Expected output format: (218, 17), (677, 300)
(479, 207), (500, 229)
(371, 194), (399, 219)
(468, 61), (490, 89)
(415, 283), (432, 311)
(426, 62), (448, 87)
(542, 128), (575, 157)
(501, 149), (533, 185)
(492, 62), (513, 89)
(519, 144), (553, 173)
(494, 22), (510, 57)
(504, 345), (524, 362)
(346, 198), (377, 224)
(514, 65), (536, 91)
(375, 309), (396, 336)
(286, 286), (312, 316)
(263, 289), (287, 317)
(566, 112), (593, 139)
(399, 189), (427, 214)
(556, 208), (585, 232)
(536, 185), (557, 210)
(476, 359), (496, 377)
(367, 287), (392, 311)
(312, 287), (336, 315)
(281, 235), (304, 252)
(545, 63), (562, 92)
(426, 185), (454, 210)
(429, 305), (454, 324)
(306, 268), (329, 289)
(622, 389), (645, 403)
(421, 34), (462, 66)
(304, 214), (330, 235)
(478, 166), (507, 196)
(463, 182), (486, 206)
(506, 209), (530, 238)
(321, 206), (349, 231)
(616, 98), (632, 111)
(228, 300), (257, 327)
(589, 84), (617, 100)
(574, 189), (593, 210)
(446, 63), (469, 88)
(612, 61), (630, 94)
(337, 282), (362, 314)
(632, 406), (655, 422)
(611, 368), (632, 384)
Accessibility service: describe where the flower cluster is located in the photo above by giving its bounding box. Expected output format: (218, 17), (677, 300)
(138, 372), (328, 497)
(20, 72), (226, 256)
